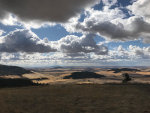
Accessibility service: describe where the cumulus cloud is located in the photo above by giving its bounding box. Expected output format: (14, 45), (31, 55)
(0, 14), (19, 26)
(0, 28), (108, 56)
(64, 7), (125, 33)
(128, 0), (150, 22)
(56, 34), (108, 55)
(107, 45), (150, 60)
(0, 29), (57, 53)
(64, 2), (150, 42)
(1, 0), (150, 66)
(1, 45), (150, 66)
(83, 16), (150, 41)
(0, 29), (5, 36)
(128, 45), (150, 59)
(102, 0), (118, 7)
(0, 0), (99, 22)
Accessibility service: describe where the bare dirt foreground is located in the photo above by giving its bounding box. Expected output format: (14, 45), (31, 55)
(0, 84), (150, 113)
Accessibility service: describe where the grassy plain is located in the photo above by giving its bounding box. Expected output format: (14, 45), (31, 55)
(0, 84), (150, 113)
(0, 66), (150, 113)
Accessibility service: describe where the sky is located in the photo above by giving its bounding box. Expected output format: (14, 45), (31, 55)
(0, 0), (150, 67)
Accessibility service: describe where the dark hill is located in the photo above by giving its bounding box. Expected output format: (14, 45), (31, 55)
(0, 64), (31, 76)
(109, 68), (140, 73)
(63, 71), (105, 79)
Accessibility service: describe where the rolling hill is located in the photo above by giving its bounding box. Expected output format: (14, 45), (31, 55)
(0, 64), (31, 76)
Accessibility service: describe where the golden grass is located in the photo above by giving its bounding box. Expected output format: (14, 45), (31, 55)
(1, 68), (150, 85)
(136, 71), (150, 75)
(0, 84), (150, 113)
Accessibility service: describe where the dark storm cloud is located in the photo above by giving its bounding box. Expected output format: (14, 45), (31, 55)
(0, 0), (99, 22)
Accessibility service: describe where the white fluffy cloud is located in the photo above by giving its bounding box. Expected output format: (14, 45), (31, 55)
(0, 14), (18, 26)
(108, 45), (150, 61)
(0, 29), (5, 36)
(64, 6), (125, 33)
(102, 0), (118, 7)
(64, 0), (150, 42)
(1, 0), (150, 66)
(0, 29), (57, 53)
(128, 45), (150, 59)
(56, 34), (108, 55)
(0, 29), (108, 56)
(1, 45), (150, 67)
(128, 0), (150, 22)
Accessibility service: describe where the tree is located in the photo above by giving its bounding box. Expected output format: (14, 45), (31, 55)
(122, 73), (131, 83)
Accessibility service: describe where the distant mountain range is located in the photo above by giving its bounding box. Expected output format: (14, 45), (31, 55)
(0, 64), (31, 76)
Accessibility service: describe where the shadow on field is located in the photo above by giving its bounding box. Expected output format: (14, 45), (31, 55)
(0, 78), (42, 87)
(63, 71), (105, 79)
(0, 65), (32, 76)
(108, 68), (140, 73)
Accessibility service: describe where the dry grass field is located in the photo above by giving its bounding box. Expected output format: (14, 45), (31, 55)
(22, 67), (150, 84)
(0, 84), (150, 113)
(1, 66), (150, 85)
(0, 66), (150, 113)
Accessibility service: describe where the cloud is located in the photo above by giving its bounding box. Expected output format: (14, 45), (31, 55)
(0, 29), (5, 36)
(128, 45), (150, 59)
(83, 16), (150, 41)
(1, 45), (150, 67)
(0, 28), (108, 56)
(108, 45), (150, 60)
(0, 14), (56, 29)
(56, 34), (108, 55)
(0, 14), (18, 26)
(64, 3), (150, 42)
(0, 29), (57, 53)
(102, 0), (118, 7)
(128, 0), (150, 22)
(64, 7), (125, 33)
(0, 0), (99, 22)
(1, 0), (150, 67)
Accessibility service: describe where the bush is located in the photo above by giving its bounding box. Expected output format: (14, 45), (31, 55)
(122, 73), (132, 83)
